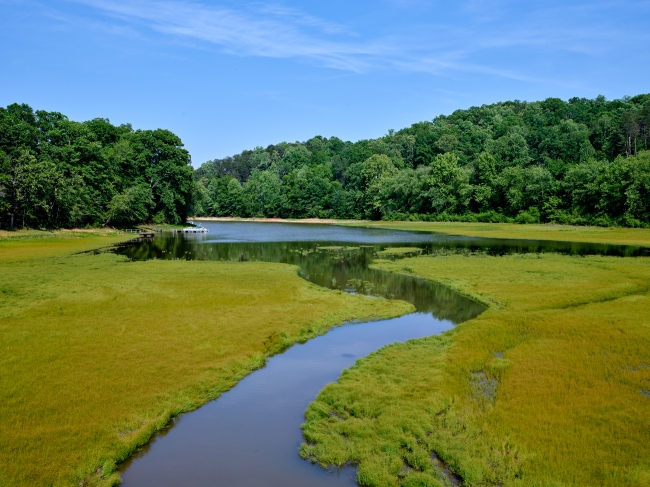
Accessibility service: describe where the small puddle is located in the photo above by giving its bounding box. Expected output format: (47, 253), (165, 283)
(431, 452), (463, 486)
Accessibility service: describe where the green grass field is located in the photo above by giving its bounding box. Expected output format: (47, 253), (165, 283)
(301, 252), (650, 487)
(344, 221), (650, 247)
(0, 230), (411, 487)
(5, 223), (650, 487)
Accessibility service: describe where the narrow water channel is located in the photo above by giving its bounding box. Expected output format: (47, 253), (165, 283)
(114, 222), (647, 486)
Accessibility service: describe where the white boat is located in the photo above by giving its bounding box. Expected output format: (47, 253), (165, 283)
(175, 224), (209, 233)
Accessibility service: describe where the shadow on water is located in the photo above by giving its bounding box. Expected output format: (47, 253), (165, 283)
(113, 222), (647, 487)
(114, 222), (647, 319)
(114, 222), (492, 321)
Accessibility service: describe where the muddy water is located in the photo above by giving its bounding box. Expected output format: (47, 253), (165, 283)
(115, 222), (645, 486)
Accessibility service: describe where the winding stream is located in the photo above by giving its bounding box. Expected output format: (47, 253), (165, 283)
(114, 222), (647, 486)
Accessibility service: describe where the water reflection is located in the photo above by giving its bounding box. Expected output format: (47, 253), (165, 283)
(115, 222), (647, 323)
(114, 223), (489, 323)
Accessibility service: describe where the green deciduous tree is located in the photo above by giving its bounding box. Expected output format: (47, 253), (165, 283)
(188, 93), (650, 227)
(0, 104), (193, 228)
(486, 133), (531, 169)
(471, 152), (498, 211)
(625, 151), (650, 221)
(539, 120), (596, 165)
(130, 129), (193, 224)
(282, 164), (333, 218)
(422, 153), (471, 214)
(105, 184), (154, 225)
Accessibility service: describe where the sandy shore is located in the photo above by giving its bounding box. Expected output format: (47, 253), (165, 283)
(190, 217), (365, 225)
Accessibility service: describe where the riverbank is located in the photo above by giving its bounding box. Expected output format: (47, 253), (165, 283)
(191, 216), (358, 225)
(0, 231), (411, 487)
(191, 217), (650, 247)
(301, 252), (650, 486)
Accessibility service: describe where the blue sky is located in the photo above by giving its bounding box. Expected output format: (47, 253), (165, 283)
(1, 0), (649, 166)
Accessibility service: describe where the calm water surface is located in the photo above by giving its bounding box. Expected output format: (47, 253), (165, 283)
(116, 222), (646, 486)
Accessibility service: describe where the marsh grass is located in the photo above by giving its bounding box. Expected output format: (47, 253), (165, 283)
(302, 253), (650, 486)
(376, 248), (424, 258)
(0, 231), (412, 487)
(345, 221), (650, 247)
(317, 246), (361, 251)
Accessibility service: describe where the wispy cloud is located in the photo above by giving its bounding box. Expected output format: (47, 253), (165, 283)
(252, 4), (358, 37)
(69, 0), (385, 71)
(64, 0), (636, 83)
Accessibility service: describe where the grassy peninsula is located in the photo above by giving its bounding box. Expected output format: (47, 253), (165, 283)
(347, 220), (650, 247)
(301, 251), (650, 487)
(0, 231), (411, 487)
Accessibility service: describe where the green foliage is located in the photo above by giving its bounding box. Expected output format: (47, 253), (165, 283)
(486, 133), (531, 169)
(105, 185), (154, 225)
(625, 151), (650, 221)
(193, 94), (650, 227)
(424, 153), (471, 214)
(0, 104), (193, 228)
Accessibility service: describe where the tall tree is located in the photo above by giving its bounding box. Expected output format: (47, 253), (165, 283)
(622, 110), (640, 157)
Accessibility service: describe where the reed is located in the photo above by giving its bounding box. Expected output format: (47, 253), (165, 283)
(302, 252), (650, 487)
(0, 230), (411, 487)
(345, 221), (650, 247)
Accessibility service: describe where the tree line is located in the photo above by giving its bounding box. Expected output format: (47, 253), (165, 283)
(2, 94), (650, 229)
(194, 94), (650, 227)
(0, 104), (193, 229)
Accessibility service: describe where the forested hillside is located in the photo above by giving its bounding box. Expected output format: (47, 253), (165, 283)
(0, 104), (193, 229)
(194, 94), (650, 227)
(3, 95), (650, 229)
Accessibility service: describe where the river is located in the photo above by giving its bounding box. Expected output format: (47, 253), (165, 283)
(114, 222), (645, 486)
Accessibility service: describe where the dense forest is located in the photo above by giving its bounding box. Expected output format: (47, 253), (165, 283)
(2, 95), (650, 229)
(0, 104), (193, 229)
(194, 94), (650, 227)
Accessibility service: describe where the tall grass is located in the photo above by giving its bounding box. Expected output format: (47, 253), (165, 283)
(345, 221), (650, 247)
(302, 253), (650, 487)
(0, 231), (412, 486)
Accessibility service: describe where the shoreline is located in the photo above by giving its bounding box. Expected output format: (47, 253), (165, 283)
(188, 218), (650, 247)
(190, 216), (365, 225)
